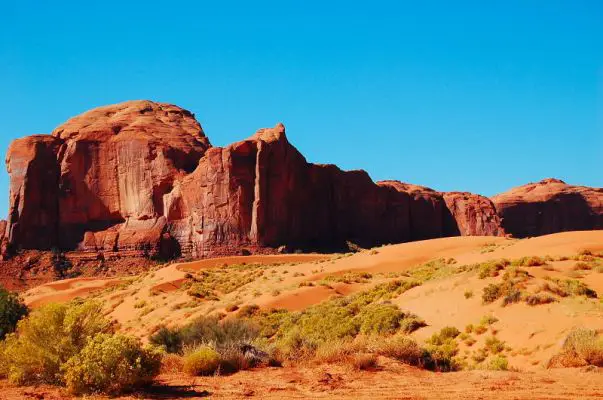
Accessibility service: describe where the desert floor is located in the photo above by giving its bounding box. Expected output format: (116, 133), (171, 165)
(5, 230), (603, 399)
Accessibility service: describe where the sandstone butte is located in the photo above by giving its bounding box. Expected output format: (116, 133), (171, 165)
(1, 100), (601, 260)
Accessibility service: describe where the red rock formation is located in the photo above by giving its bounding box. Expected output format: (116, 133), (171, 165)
(5, 101), (210, 257)
(377, 181), (504, 238)
(492, 179), (603, 238)
(442, 192), (503, 236)
(5, 100), (600, 260)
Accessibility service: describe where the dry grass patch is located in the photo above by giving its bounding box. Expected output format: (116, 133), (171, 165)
(548, 329), (603, 368)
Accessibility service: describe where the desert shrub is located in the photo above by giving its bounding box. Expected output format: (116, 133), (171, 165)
(183, 346), (221, 376)
(51, 248), (74, 278)
(539, 282), (564, 297)
(323, 271), (373, 284)
(474, 325), (487, 335)
(151, 316), (259, 354)
(217, 344), (253, 373)
(186, 283), (218, 300)
(423, 327), (461, 371)
(525, 293), (557, 306)
(399, 314), (427, 333)
(558, 329), (603, 367)
(484, 336), (505, 354)
(0, 287), (28, 340)
(464, 290), (473, 299)
(183, 265), (265, 298)
(472, 348), (488, 363)
(62, 334), (161, 395)
(313, 339), (360, 364)
(352, 353), (378, 370)
(372, 335), (423, 365)
(558, 279), (597, 298)
(482, 272), (527, 305)
(480, 315), (498, 325)
(357, 303), (405, 335)
(512, 256), (546, 267)
(502, 289), (522, 306)
(487, 355), (509, 370)
(1, 301), (111, 385)
(482, 283), (503, 304)
(477, 260), (509, 279)
(160, 353), (184, 373)
(573, 262), (592, 271)
(237, 304), (260, 318)
(150, 326), (182, 353)
(407, 259), (458, 282)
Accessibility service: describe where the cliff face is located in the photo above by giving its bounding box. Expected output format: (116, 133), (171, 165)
(5, 101), (210, 257)
(491, 179), (603, 238)
(3, 100), (601, 259)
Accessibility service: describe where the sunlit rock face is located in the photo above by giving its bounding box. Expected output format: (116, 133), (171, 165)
(4, 101), (600, 260)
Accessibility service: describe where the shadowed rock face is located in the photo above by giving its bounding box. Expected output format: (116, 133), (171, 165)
(492, 179), (603, 238)
(2, 101), (600, 259)
(376, 181), (504, 239)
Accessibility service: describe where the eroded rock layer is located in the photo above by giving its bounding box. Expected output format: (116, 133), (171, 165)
(3, 100), (601, 259)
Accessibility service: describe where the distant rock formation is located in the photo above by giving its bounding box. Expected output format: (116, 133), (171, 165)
(491, 178), (603, 238)
(2, 100), (600, 259)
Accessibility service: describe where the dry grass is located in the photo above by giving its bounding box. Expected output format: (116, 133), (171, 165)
(352, 353), (378, 370)
(161, 353), (184, 373)
(548, 329), (603, 368)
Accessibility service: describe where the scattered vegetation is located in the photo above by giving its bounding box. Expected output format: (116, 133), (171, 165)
(487, 355), (509, 370)
(322, 271), (373, 284)
(423, 326), (461, 371)
(477, 260), (510, 279)
(407, 258), (458, 282)
(182, 263), (267, 300)
(511, 256), (546, 267)
(0, 300), (159, 395)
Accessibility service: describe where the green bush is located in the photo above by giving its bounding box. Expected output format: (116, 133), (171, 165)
(482, 283), (503, 304)
(423, 327), (461, 371)
(512, 256), (545, 267)
(559, 280), (597, 298)
(480, 315), (498, 325)
(477, 260), (509, 279)
(0, 301), (111, 385)
(0, 286), (28, 340)
(487, 355), (509, 370)
(525, 293), (557, 306)
(183, 346), (221, 376)
(484, 336), (505, 354)
(62, 334), (161, 395)
(357, 303), (404, 335)
(149, 326), (182, 353)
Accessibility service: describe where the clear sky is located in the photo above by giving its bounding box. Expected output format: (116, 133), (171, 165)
(1, 1), (601, 216)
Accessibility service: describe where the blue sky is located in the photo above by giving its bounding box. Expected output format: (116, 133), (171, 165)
(1, 1), (601, 216)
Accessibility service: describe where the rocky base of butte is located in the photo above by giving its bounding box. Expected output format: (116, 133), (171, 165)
(1, 101), (601, 263)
